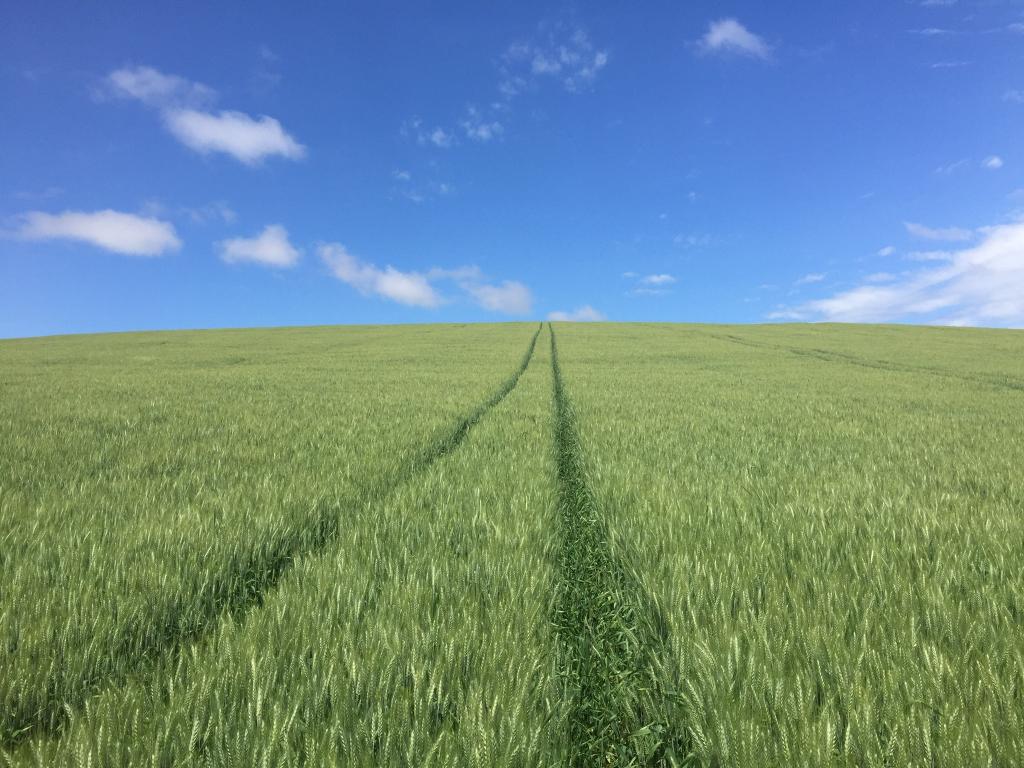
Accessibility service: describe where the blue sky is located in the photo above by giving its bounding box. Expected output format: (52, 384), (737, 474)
(3, 0), (1024, 338)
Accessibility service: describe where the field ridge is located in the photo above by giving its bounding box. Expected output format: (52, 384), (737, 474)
(710, 331), (1024, 391)
(548, 323), (688, 766)
(2, 323), (543, 751)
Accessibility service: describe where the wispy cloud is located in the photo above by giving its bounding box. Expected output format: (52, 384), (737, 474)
(771, 222), (1024, 326)
(905, 221), (974, 241)
(639, 273), (676, 286)
(404, 23), (607, 151)
(934, 158), (969, 175)
(795, 272), (826, 286)
(12, 186), (64, 202)
(673, 233), (715, 248)
(460, 106), (504, 142)
(1005, 90), (1024, 104)
(319, 244), (532, 314)
(463, 280), (532, 314)
(983, 155), (1004, 170)
(402, 118), (455, 148)
(9, 209), (180, 256)
(623, 272), (677, 296)
(104, 65), (305, 165)
(877, 245), (896, 257)
(389, 169), (454, 204)
(865, 272), (898, 283)
(698, 18), (772, 60)
(182, 201), (236, 225)
(548, 305), (605, 321)
(104, 65), (214, 108)
(219, 225), (300, 267)
(502, 25), (609, 95)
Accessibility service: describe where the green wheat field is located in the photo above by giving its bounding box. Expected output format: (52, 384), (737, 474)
(2, 322), (1023, 767)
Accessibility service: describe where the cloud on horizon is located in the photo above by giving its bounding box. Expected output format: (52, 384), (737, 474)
(319, 244), (533, 314)
(770, 222), (1024, 326)
(548, 305), (605, 321)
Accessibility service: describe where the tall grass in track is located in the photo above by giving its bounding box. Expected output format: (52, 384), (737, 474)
(12, 325), (563, 767)
(549, 324), (686, 767)
(0, 324), (535, 748)
(555, 322), (1024, 767)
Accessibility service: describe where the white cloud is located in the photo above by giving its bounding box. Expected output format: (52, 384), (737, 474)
(429, 267), (532, 315)
(402, 119), (455, 148)
(795, 272), (826, 285)
(320, 243), (441, 308)
(674, 233), (714, 248)
(164, 109), (305, 165)
(219, 225), (300, 268)
(104, 65), (304, 165)
(698, 19), (772, 60)
(877, 245), (896, 257)
(461, 107), (503, 142)
(463, 281), (532, 315)
(983, 155), (1004, 170)
(639, 273), (677, 285)
(865, 272), (897, 283)
(775, 222), (1024, 326)
(182, 201), (237, 224)
(906, 250), (956, 262)
(905, 221), (974, 241)
(317, 241), (528, 311)
(319, 245), (532, 313)
(503, 26), (609, 93)
(427, 127), (453, 148)
(105, 65), (215, 108)
(548, 305), (605, 322)
(934, 158), (969, 175)
(405, 25), (605, 152)
(623, 272), (677, 296)
(11, 209), (181, 256)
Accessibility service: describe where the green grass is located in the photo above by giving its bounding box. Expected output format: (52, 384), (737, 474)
(555, 323), (1024, 766)
(2, 321), (1023, 766)
(0, 324), (536, 748)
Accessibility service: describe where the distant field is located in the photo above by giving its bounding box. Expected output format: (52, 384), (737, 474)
(2, 322), (1022, 766)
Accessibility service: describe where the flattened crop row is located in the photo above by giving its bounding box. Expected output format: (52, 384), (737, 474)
(548, 324), (687, 766)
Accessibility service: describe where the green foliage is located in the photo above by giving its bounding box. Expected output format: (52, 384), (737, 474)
(2, 321), (1022, 766)
(0, 324), (538, 752)
(555, 323), (1024, 767)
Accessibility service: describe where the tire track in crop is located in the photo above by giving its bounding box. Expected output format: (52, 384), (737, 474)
(709, 332), (1024, 392)
(548, 324), (688, 766)
(2, 323), (543, 751)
